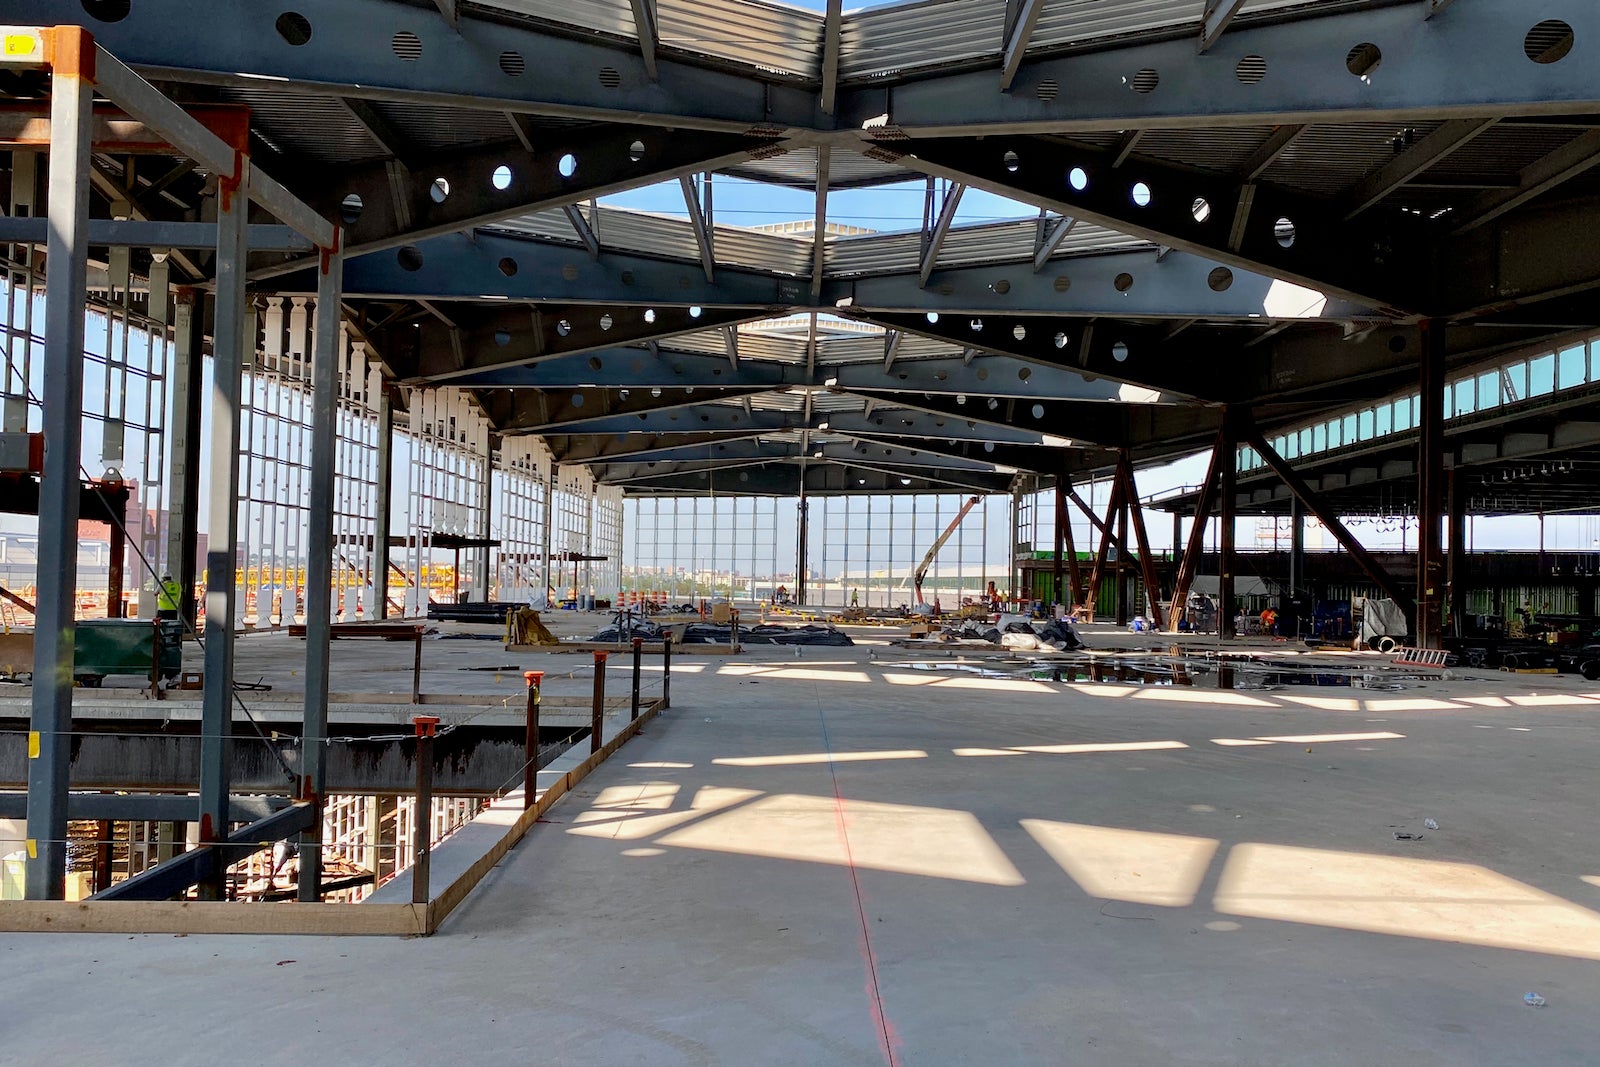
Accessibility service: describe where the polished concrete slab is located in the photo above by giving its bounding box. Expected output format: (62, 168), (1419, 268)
(5, 643), (1600, 1065)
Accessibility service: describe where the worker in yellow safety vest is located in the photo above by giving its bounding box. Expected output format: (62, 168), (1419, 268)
(156, 574), (182, 620)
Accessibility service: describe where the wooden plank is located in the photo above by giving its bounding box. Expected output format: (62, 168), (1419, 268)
(0, 900), (426, 935)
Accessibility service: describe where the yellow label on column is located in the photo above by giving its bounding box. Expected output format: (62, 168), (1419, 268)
(27, 731), (39, 759)
(4, 34), (40, 57)
(25, 839), (36, 859)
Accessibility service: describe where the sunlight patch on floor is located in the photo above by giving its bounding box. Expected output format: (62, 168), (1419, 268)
(1130, 688), (1277, 708)
(1254, 732), (1404, 745)
(1023, 819), (1219, 907)
(656, 793), (1027, 886)
(712, 750), (928, 767)
(1012, 740), (1189, 756)
(567, 786), (761, 841)
(1278, 695), (1363, 712)
(1216, 843), (1600, 961)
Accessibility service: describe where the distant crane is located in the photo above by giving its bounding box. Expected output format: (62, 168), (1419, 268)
(909, 495), (981, 613)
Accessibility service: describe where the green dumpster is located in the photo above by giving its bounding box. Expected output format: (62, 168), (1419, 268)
(73, 619), (183, 686)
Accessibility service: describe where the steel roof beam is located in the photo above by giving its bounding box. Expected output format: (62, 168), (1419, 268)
(845, 309), (1222, 400)
(1344, 118), (1497, 219)
(487, 386), (773, 434)
(387, 303), (769, 383)
(811, 147), (831, 300)
(1033, 214), (1077, 271)
(919, 183), (965, 287)
(629, 0), (660, 81)
(618, 464), (1015, 497)
(562, 204), (601, 259)
(17, 0), (819, 132)
(999, 0), (1048, 91)
(338, 97), (420, 171)
(1237, 125), (1309, 182)
(680, 175), (716, 283)
(864, 391), (1220, 454)
(820, 0), (843, 115)
(1449, 128), (1600, 235)
(1199, 0), (1248, 54)
(832, 246), (1382, 321)
(441, 346), (795, 389)
(839, 0), (1600, 135)
(333, 230), (797, 306)
(254, 127), (771, 280)
(839, 432), (1088, 476)
(830, 351), (1182, 403)
(880, 135), (1429, 312)
(547, 430), (768, 463)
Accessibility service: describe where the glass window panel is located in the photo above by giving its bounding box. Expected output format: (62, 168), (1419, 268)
(1374, 405), (1392, 436)
(1529, 352), (1556, 396)
(1558, 344), (1586, 390)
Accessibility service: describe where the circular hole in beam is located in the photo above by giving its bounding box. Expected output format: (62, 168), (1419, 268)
(1114, 272), (1134, 293)
(1274, 217), (1297, 248)
(1525, 19), (1575, 64)
(1131, 182), (1152, 208)
(499, 51), (525, 76)
(1130, 68), (1159, 93)
(429, 177), (450, 203)
(1053, 331), (1069, 349)
(392, 30), (423, 61)
(1068, 166), (1090, 192)
(339, 193), (363, 224)
(1207, 266), (1234, 292)
(275, 12), (313, 45)
(80, 0), (130, 22)
(497, 257), (518, 277)
(1003, 150), (1021, 173)
(1236, 55), (1267, 84)
(558, 153), (578, 178)
(1345, 42), (1381, 79)
(1111, 341), (1129, 363)
(629, 140), (646, 162)
(396, 246), (424, 272)
(492, 165), (513, 190)
(1191, 196), (1212, 224)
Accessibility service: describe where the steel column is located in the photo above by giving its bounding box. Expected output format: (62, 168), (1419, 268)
(1417, 320), (1446, 647)
(796, 493), (809, 607)
(372, 390), (394, 619)
(298, 243), (343, 901)
(1168, 428), (1227, 634)
(164, 288), (205, 625)
(1115, 484), (1129, 626)
(1218, 416), (1237, 640)
(24, 43), (94, 900)
(1052, 473), (1066, 608)
(1121, 454), (1164, 630)
(197, 159), (251, 898)
(1084, 477), (1122, 619)
(1448, 467), (1467, 638)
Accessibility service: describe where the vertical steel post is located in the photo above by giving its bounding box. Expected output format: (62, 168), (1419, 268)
(795, 494), (809, 607)
(1052, 473), (1066, 609)
(25, 33), (94, 900)
(373, 390), (394, 619)
(197, 153), (251, 899)
(298, 242), (343, 902)
(411, 715), (438, 905)
(1115, 480), (1130, 626)
(166, 288), (206, 627)
(106, 497), (125, 618)
(1418, 320), (1446, 647)
(661, 633), (672, 709)
(523, 670), (543, 808)
(411, 629), (423, 704)
(1218, 412), (1239, 640)
(1447, 467), (1467, 638)
(591, 651), (608, 753)
(631, 636), (643, 720)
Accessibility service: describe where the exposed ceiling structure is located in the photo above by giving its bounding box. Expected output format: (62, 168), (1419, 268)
(7, 0), (1600, 494)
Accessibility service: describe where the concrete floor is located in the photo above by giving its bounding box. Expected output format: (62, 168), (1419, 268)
(5, 629), (1600, 1065)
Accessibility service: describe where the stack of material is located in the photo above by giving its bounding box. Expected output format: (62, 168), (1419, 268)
(505, 608), (559, 646)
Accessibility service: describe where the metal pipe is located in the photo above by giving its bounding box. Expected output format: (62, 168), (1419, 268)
(662, 633), (672, 709)
(411, 629), (423, 705)
(523, 670), (543, 809)
(630, 637), (642, 721)
(410, 716), (439, 905)
(591, 651), (608, 753)
(25, 43), (94, 900)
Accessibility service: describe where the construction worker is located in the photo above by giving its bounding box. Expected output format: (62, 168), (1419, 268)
(156, 574), (181, 620)
(850, 588), (859, 608)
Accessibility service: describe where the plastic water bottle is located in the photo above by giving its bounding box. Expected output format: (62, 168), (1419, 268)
(1524, 992), (1546, 1008)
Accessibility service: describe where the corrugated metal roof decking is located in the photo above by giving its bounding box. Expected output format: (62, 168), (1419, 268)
(826, 218), (1150, 276)
(473, 0), (824, 79)
(488, 205), (815, 276)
